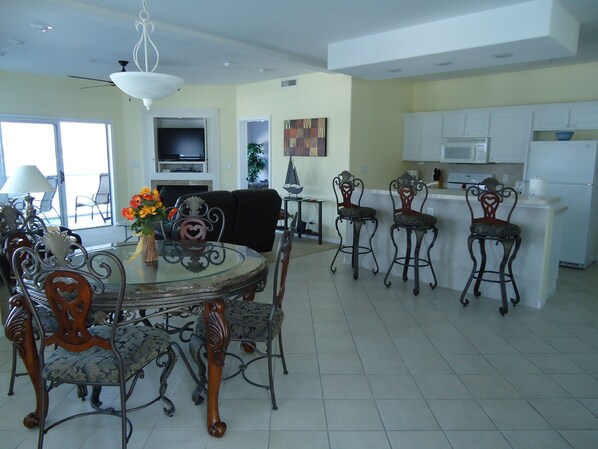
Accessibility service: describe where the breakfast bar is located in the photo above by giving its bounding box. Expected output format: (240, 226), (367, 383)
(356, 188), (566, 309)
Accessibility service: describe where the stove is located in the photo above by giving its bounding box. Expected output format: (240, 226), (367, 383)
(446, 172), (494, 190)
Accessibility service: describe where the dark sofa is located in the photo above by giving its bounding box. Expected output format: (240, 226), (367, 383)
(160, 188), (282, 253)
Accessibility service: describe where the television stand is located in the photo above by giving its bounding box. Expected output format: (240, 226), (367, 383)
(158, 160), (206, 173)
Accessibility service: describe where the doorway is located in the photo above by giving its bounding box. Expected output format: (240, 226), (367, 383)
(238, 117), (271, 189)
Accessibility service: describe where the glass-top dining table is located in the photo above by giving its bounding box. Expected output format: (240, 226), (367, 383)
(5, 239), (269, 438)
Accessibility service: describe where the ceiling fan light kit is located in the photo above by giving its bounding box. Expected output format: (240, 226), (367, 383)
(110, 0), (183, 110)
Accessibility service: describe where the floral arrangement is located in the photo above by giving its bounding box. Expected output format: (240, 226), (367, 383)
(121, 187), (177, 236)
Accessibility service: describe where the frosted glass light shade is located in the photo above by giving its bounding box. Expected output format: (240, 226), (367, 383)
(110, 71), (184, 109)
(0, 165), (53, 195)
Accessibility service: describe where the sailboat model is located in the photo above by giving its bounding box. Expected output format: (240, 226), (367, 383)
(283, 156), (303, 197)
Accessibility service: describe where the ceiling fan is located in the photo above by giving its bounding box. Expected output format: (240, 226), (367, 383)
(68, 60), (128, 88)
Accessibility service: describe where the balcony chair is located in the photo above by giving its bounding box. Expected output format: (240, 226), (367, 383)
(13, 231), (176, 449)
(74, 173), (111, 223)
(33, 175), (60, 222)
(189, 215), (297, 410)
(459, 177), (522, 316)
(384, 172), (438, 295)
(330, 170), (379, 279)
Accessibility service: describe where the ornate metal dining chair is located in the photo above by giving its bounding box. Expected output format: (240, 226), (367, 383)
(74, 173), (111, 223)
(384, 172), (438, 295)
(0, 204), (50, 395)
(189, 215), (297, 410)
(459, 177), (522, 315)
(330, 170), (379, 279)
(169, 194), (225, 242)
(12, 231), (176, 449)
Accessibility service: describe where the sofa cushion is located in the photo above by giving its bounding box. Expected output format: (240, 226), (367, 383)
(232, 189), (282, 252)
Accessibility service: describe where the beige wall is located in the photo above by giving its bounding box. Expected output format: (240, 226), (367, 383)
(411, 62), (598, 111)
(349, 77), (414, 189)
(237, 72), (353, 240)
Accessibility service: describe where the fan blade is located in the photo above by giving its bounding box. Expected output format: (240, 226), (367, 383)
(80, 84), (114, 89)
(68, 75), (114, 84)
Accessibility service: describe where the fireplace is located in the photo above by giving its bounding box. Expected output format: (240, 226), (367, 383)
(152, 180), (212, 207)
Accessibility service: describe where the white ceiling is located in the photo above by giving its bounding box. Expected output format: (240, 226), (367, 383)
(1, 0), (598, 87)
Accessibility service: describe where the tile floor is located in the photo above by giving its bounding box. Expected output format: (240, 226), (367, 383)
(1, 248), (598, 449)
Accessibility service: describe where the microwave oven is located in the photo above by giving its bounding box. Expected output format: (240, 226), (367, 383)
(440, 137), (489, 164)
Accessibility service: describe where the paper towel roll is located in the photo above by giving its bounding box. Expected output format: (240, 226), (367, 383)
(407, 169), (419, 179)
(529, 178), (546, 196)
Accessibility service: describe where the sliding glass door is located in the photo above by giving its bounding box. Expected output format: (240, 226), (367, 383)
(0, 118), (112, 230)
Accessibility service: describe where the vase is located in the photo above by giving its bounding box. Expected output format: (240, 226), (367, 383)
(141, 233), (158, 264)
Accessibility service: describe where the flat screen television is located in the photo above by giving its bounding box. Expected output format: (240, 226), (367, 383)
(157, 127), (205, 161)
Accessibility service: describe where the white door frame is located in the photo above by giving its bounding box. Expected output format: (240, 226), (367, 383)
(238, 116), (271, 189)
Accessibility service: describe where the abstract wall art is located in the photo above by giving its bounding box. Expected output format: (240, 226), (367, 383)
(283, 117), (327, 157)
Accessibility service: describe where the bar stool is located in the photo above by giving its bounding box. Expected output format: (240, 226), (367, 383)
(384, 173), (438, 295)
(460, 177), (522, 316)
(330, 170), (379, 279)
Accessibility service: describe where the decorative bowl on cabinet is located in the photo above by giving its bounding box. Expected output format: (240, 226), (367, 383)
(555, 131), (574, 141)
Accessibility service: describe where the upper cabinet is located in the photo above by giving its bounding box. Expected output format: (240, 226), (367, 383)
(442, 111), (490, 137)
(421, 114), (443, 161)
(533, 103), (598, 130)
(402, 113), (423, 161)
(402, 101), (598, 163)
(489, 108), (533, 163)
(402, 113), (442, 161)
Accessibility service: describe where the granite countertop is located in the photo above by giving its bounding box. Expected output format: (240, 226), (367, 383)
(366, 188), (562, 208)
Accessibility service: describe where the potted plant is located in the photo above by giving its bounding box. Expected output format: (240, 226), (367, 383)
(247, 143), (266, 183)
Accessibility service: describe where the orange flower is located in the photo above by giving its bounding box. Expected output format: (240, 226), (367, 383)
(121, 187), (169, 235)
(130, 195), (142, 208)
(121, 207), (135, 220)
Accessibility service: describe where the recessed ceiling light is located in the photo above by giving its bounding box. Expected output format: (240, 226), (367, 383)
(30, 23), (53, 32)
(259, 68), (274, 73)
(8, 39), (25, 46)
(387, 68), (402, 73)
(436, 61), (453, 67)
(493, 52), (514, 59)
(223, 61), (237, 67)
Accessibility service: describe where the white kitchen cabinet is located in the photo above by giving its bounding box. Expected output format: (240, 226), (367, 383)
(569, 105), (598, 129)
(421, 114), (443, 161)
(489, 109), (533, 163)
(442, 111), (490, 137)
(533, 104), (598, 130)
(402, 114), (423, 161)
(402, 113), (442, 161)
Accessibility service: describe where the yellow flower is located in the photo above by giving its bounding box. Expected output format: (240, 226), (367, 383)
(139, 205), (157, 218)
(121, 187), (169, 236)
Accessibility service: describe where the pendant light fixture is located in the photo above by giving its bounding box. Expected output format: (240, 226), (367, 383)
(110, 0), (184, 110)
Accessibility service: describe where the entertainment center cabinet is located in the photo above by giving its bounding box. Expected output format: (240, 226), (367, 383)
(143, 108), (221, 191)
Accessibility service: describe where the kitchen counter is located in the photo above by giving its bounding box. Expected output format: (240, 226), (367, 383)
(426, 187), (562, 207)
(347, 188), (566, 309)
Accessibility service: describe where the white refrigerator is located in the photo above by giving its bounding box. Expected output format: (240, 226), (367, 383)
(526, 140), (598, 268)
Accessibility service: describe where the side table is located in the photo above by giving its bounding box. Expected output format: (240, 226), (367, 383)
(283, 197), (323, 244)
